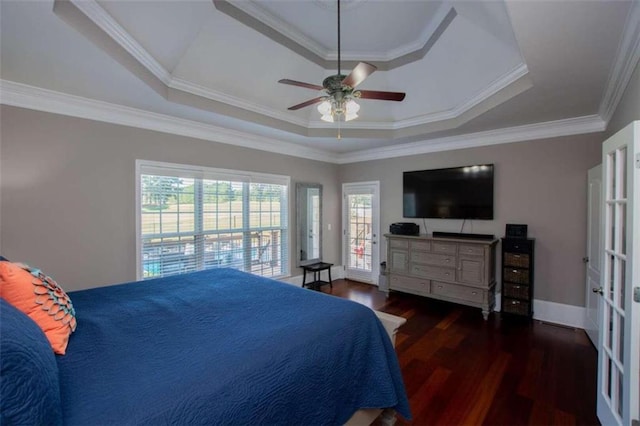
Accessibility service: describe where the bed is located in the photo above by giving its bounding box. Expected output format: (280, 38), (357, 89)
(1, 267), (411, 425)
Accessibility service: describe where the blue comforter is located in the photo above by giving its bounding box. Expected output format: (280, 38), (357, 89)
(57, 269), (410, 425)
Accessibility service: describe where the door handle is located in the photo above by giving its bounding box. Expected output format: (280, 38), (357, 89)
(592, 287), (604, 295)
(582, 257), (589, 263)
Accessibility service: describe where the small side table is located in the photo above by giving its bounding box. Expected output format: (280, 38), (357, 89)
(302, 262), (334, 290)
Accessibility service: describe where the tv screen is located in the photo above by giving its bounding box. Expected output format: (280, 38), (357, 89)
(403, 164), (494, 219)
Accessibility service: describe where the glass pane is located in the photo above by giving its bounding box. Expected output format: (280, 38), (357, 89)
(617, 314), (624, 364)
(141, 210), (161, 236)
(618, 147), (627, 199)
(620, 203), (626, 255)
(617, 369), (624, 416)
(249, 183), (284, 230)
(619, 258), (626, 309)
(141, 175), (194, 235)
(347, 194), (373, 271)
(202, 232), (244, 270)
(606, 356), (612, 399)
(609, 254), (615, 301)
(202, 180), (240, 231)
(609, 152), (617, 199)
(606, 303), (613, 351)
(606, 203), (615, 250)
(142, 235), (197, 278)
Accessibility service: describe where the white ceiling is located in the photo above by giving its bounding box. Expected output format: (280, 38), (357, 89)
(0, 0), (638, 162)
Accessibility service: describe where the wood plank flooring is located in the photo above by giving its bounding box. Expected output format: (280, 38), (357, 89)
(318, 279), (599, 426)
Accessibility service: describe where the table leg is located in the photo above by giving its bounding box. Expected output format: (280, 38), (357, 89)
(302, 269), (307, 288)
(328, 267), (333, 288)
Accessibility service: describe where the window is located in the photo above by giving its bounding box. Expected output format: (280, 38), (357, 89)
(136, 160), (289, 280)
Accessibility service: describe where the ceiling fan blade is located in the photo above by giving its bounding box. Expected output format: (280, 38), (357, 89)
(287, 97), (325, 111)
(358, 90), (406, 101)
(342, 62), (377, 88)
(278, 79), (324, 91)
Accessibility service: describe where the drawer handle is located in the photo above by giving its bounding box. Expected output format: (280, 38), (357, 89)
(445, 259), (450, 263)
(514, 245), (520, 249)
(512, 269), (519, 273)
(437, 285), (443, 289)
(445, 272), (450, 276)
(511, 300), (519, 305)
(513, 255), (521, 258)
(472, 291), (477, 295)
(514, 285), (521, 289)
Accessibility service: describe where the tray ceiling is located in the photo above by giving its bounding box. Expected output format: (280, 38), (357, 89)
(0, 0), (637, 159)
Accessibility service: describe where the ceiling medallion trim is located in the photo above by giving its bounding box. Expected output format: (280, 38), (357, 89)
(0, 79), (607, 166)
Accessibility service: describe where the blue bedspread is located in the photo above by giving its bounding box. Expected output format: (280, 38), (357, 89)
(57, 269), (410, 425)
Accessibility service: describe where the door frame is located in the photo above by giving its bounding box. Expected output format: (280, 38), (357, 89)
(342, 181), (380, 284)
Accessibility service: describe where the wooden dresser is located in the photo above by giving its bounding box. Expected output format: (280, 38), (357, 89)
(385, 234), (498, 319)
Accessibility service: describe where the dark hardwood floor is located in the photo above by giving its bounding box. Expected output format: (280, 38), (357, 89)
(318, 279), (599, 426)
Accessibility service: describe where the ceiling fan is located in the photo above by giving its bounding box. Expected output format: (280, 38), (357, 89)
(278, 0), (406, 123)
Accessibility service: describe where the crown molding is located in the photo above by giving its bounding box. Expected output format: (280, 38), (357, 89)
(336, 114), (606, 164)
(0, 80), (338, 164)
(222, 1), (454, 63)
(61, 0), (523, 135)
(0, 80), (608, 167)
(69, 0), (171, 85)
(598, 0), (640, 124)
(169, 77), (310, 128)
(384, 62), (529, 129)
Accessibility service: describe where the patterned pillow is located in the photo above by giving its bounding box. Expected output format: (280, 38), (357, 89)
(0, 261), (76, 354)
(0, 298), (63, 424)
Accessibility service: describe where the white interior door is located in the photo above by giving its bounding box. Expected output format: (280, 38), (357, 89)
(585, 164), (602, 346)
(342, 182), (380, 284)
(597, 121), (639, 426)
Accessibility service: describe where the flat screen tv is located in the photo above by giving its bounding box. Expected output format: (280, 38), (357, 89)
(403, 164), (494, 219)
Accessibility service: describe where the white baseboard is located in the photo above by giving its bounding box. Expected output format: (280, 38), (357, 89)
(532, 299), (586, 329)
(496, 292), (586, 329)
(280, 265), (344, 287)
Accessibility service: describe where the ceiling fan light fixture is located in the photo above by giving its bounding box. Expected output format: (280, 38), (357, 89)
(317, 97), (359, 122)
(345, 99), (360, 115)
(317, 100), (332, 115)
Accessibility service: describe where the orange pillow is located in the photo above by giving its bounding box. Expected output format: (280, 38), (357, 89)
(0, 261), (76, 354)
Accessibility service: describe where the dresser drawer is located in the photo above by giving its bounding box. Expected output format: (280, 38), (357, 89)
(503, 267), (530, 285)
(504, 252), (530, 268)
(502, 239), (533, 254)
(502, 298), (530, 316)
(432, 281), (484, 304)
(410, 240), (431, 251)
(390, 275), (429, 294)
(459, 244), (484, 256)
(431, 241), (457, 255)
(410, 252), (455, 267)
(411, 264), (455, 281)
(389, 239), (409, 249)
(503, 282), (530, 300)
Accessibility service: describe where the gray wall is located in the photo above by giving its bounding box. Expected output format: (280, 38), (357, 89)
(0, 106), (340, 291)
(1, 60), (637, 302)
(338, 134), (603, 307)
